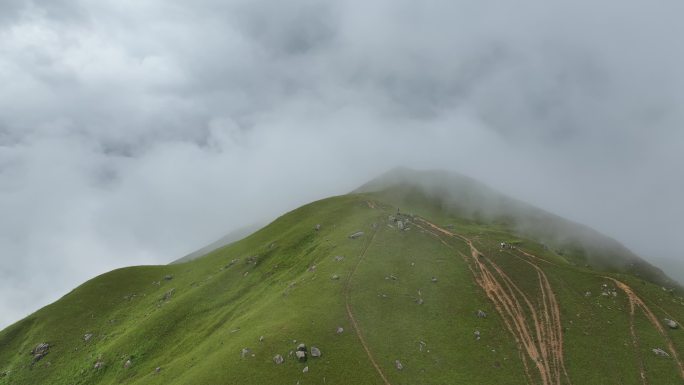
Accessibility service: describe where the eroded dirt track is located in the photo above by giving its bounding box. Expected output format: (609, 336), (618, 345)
(416, 218), (570, 385)
(606, 277), (684, 382)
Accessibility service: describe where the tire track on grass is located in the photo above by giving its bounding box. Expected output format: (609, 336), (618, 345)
(605, 277), (684, 382)
(416, 218), (571, 385)
(344, 227), (392, 385)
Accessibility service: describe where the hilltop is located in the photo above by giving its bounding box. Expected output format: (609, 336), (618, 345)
(1, 169), (682, 385)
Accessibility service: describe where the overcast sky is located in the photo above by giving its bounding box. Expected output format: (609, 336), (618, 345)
(1, 0), (683, 329)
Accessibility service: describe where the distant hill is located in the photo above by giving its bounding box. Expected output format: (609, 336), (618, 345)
(1, 169), (682, 385)
(172, 223), (263, 264)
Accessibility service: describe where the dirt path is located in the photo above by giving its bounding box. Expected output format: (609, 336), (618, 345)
(605, 277), (684, 381)
(507, 249), (571, 385)
(416, 218), (570, 385)
(344, 228), (392, 385)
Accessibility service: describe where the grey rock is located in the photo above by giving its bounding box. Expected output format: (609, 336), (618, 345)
(315, 224), (321, 231)
(273, 354), (284, 364)
(331, 274), (340, 280)
(94, 361), (104, 370)
(163, 275), (173, 281)
(297, 343), (307, 352)
(474, 330), (481, 340)
(476, 310), (487, 318)
(31, 343), (50, 362)
(302, 366), (309, 373)
(295, 350), (307, 361)
(84, 333), (93, 342)
(334, 255), (344, 262)
(124, 359), (132, 369)
(349, 231), (364, 239)
(431, 277), (438, 283)
(336, 327), (344, 334)
(395, 360), (403, 370)
(155, 367), (161, 373)
(162, 288), (175, 301)
(259, 335), (264, 342)
(240, 348), (251, 358)
(397, 221), (404, 230)
(664, 319), (679, 329)
(652, 348), (670, 357)
(311, 347), (321, 357)
(416, 298), (424, 305)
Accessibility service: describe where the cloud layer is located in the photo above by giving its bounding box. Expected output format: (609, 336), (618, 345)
(1, 0), (684, 328)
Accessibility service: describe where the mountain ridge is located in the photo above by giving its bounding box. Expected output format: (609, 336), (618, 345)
(1, 169), (682, 385)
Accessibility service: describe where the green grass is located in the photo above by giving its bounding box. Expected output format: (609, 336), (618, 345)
(1, 185), (683, 385)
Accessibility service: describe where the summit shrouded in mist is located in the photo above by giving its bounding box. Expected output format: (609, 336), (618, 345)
(1, 2), (684, 382)
(1, 170), (683, 384)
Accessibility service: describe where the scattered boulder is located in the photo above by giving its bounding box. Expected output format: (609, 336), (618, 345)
(652, 348), (670, 357)
(397, 221), (404, 230)
(94, 361), (104, 370)
(311, 347), (321, 357)
(664, 319), (679, 329)
(240, 348), (251, 358)
(259, 335), (265, 342)
(416, 298), (424, 305)
(302, 366), (309, 373)
(123, 359), (132, 369)
(155, 367), (161, 373)
(331, 274), (340, 280)
(273, 354), (284, 365)
(163, 275), (174, 281)
(349, 231), (364, 239)
(84, 333), (93, 342)
(431, 277), (438, 283)
(395, 360), (403, 370)
(334, 256), (344, 262)
(297, 343), (307, 352)
(474, 330), (481, 340)
(162, 288), (175, 301)
(476, 310), (487, 318)
(419, 341), (426, 352)
(584, 291), (592, 297)
(336, 327), (344, 334)
(315, 224), (321, 231)
(308, 265), (317, 272)
(30, 343), (50, 362)
(295, 350), (307, 362)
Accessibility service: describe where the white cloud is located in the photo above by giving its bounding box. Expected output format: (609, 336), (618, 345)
(1, 0), (684, 328)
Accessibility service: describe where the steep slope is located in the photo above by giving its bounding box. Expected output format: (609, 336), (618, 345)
(1, 171), (683, 385)
(358, 168), (674, 287)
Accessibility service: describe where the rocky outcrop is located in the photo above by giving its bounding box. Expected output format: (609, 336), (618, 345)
(30, 343), (49, 363)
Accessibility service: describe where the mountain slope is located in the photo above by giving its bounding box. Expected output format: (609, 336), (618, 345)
(1, 170), (683, 385)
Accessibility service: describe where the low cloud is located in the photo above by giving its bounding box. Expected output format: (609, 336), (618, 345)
(1, 0), (684, 328)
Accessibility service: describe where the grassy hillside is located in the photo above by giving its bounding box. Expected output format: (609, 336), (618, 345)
(1, 173), (683, 384)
